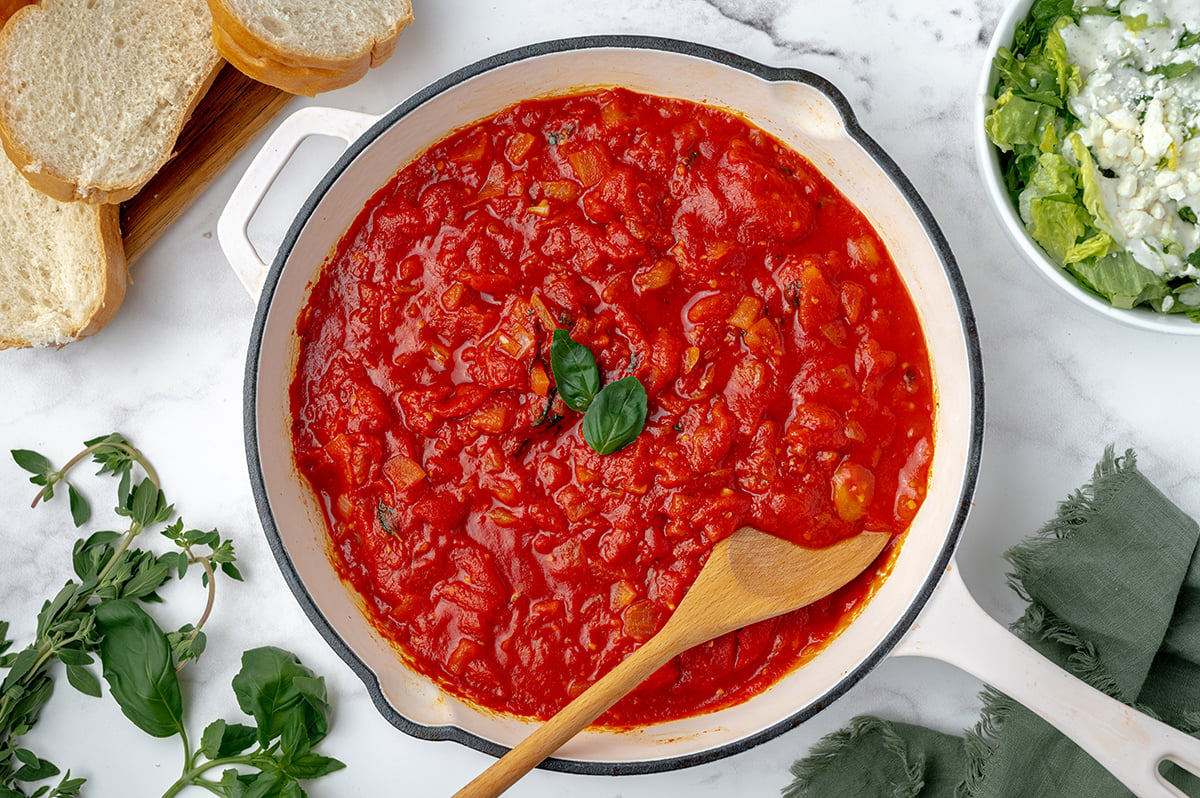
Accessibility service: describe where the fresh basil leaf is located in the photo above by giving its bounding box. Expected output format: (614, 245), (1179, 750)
(200, 719), (259, 759)
(94, 599), (184, 738)
(1180, 206), (1197, 225)
(581, 376), (648, 455)
(232, 647), (330, 749)
(279, 711), (308, 760)
(550, 329), (600, 411)
(281, 752), (346, 780)
(219, 768), (248, 796)
(11, 449), (51, 477)
(239, 768), (289, 798)
(1181, 30), (1200, 49)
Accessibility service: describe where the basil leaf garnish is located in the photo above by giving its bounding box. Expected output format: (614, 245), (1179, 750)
(94, 599), (185, 738)
(550, 329), (601, 411)
(582, 376), (648, 455)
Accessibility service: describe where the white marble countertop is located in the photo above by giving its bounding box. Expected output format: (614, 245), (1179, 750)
(3, 1), (1200, 796)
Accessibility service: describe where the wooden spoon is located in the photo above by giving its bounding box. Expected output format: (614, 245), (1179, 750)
(452, 525), (891, 798)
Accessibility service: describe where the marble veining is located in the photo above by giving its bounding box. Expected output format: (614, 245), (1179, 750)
(2, 1), (1199, 796)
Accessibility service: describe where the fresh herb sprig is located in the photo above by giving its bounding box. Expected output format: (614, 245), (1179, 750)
(0, 435), (340, 797)
(2, 434), (243, 796)
(97, 612), (344, 798)
(549, 330), (648, 454)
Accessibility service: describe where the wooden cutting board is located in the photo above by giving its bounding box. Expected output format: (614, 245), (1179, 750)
(121, 62), (294, 265)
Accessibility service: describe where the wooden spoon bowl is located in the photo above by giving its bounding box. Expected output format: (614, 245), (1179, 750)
(453, 526), (891, 798)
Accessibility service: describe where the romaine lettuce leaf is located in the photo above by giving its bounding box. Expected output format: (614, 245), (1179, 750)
(1068, 251), (1170, 308)
(993, 47), (1068, 108)
(1064, 231), (1113, 263)
(1018, 151), (1078, 220)
(1045, 23), (1082, 98)
(1027, 196), (1090, 263)
(985, 91), (1060, 151)
(1068, 132), (1114, 232)
(1012, 0), (1078, 51)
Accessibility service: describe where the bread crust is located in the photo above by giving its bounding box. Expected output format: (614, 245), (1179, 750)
(0, 0), (224, 204)
(0, 0), (34, 28)
(0, 202), (127, 349)
(207, 0), (411, 96)
(73, 203), (130, 341)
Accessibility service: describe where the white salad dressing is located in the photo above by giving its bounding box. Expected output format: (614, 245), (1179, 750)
(1060, 0), (1200, 298)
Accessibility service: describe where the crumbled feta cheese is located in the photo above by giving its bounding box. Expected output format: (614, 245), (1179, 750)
(1060, 1), (1200, 276)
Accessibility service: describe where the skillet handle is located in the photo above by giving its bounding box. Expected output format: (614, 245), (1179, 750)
(893, 566), (1200, 798)
(216, 105), (380, 300)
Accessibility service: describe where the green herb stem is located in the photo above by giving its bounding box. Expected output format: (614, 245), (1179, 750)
(29, 440), (152, 510)
(161, 752), (262, 798)
(175, 555), (217, 673)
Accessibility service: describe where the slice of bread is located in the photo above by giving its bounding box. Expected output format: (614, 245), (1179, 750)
(208, 0), (413, 96)
(0, 0), (222, 204)
(0, 151), (127, 349)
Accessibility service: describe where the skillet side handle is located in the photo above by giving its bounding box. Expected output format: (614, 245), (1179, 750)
(894, 566), (1200, 798)
(216, 106), (380, 301)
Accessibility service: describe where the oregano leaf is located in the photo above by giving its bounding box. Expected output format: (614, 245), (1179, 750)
(11, 450), (51, 477)
(65, 664), (102, 698)
(67, 484), (89, 528)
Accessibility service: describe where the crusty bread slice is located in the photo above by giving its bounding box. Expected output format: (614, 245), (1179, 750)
(208, 0), (413, 96)
(0, 0), (223, 204)
(0, 151), (126, 349)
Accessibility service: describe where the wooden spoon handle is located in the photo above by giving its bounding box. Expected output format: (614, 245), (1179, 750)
(452, 628), (683, 798)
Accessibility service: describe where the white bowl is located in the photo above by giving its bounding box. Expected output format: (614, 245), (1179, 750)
(975, 0), (1200, 335)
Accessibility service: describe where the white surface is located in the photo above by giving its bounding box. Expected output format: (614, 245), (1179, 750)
(1, 1), (1199, 796)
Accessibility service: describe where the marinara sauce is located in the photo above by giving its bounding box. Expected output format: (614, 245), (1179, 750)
(290, 88), (934, 725)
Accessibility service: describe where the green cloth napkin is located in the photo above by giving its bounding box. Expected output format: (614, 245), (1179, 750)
(784, 448), (1200, 798)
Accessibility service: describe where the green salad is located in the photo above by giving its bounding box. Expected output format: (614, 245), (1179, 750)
(986, 0), (1200, 320)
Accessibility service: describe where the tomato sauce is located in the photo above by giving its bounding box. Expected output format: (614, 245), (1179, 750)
(290, 88), (934, 725)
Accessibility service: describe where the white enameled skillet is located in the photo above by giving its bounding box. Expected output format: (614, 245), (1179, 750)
(223, 36), (1200, 796)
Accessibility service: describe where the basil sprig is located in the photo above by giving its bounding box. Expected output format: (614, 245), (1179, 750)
(549, 330), (648, 454)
